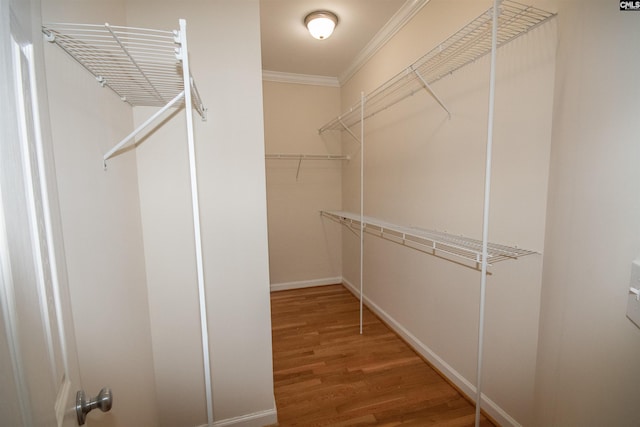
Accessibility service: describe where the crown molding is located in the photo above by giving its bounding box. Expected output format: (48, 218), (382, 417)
(262, 70), (340, 87)
(262, 0), (430, 88)
(338, 0), (431, 86)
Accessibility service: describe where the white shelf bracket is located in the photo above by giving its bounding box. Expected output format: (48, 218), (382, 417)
(191, 77), (207, 121)
(175, 32), (207, 122)
(173, 29), (185, 62)
(339, 118), (361, 144)
(103, 90), (185, 168)
(296, 156), (303, 181)
(43, 30), (55, 42)
(411, 67), (451, 119)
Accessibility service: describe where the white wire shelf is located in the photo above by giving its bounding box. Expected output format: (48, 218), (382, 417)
(42, 22), (206, 118)
(319, 0), (555, 133)
(266, 154), (349, 181)
(321, 210), (536, 266)
(265, 153), (350, 160)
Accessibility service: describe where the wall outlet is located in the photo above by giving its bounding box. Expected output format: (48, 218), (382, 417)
(627, 259), (640, 328)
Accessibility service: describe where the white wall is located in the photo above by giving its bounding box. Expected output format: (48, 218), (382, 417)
(134, 105), (207, 427)
(41, 2), (159, 426)
(339, 0), (556, 424)
(533, 1), (640, 425)
(128, 1), (276, 426)
(263, 80), (343, 290)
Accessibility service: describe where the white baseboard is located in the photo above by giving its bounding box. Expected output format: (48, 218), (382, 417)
(195, 407), (277, 427)
(341, 278), (520, 427)
(270, 276), (342, 292)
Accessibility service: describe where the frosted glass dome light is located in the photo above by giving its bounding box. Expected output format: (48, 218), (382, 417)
(305, 11), (338, 40)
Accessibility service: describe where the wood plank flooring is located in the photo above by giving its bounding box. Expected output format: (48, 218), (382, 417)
(271, 285), (495, 426)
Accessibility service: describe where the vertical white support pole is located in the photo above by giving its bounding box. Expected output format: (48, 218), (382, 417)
(179, 19), (214, 427)
(476, 1), (499, 426)
(359, 92), (365, 335)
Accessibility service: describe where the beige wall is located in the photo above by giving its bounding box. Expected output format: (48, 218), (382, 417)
(41, 2), (159, 426)
(263, 80), (343, 289)
(339, 0), (556, 424)
(134, 106), (206, 426)
(533, 1), (640, 425)
(128, 1), (276, 426)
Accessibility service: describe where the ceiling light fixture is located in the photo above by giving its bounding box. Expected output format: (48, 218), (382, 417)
(304, 11), (338, 40)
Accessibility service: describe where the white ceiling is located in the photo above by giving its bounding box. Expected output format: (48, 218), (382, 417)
(260, 0), (413, 82)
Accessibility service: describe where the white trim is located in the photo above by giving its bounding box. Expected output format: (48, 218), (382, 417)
(270, 276), (342, 292)
(194, 407), (277, 427)
(0, 152), (32, 426)
(53, 377), (71, 427)
(338, 0), (431, 85)
(341, 278), (520, 427)
(262, 70), (339, 87)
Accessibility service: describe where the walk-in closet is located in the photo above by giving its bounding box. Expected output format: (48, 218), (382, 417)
(2, 0), (639, 426)
(263, 0), (640, 426)
(265, 1), (556, 424)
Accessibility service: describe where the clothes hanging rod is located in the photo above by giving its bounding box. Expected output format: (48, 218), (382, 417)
(318, 0), (555, 133)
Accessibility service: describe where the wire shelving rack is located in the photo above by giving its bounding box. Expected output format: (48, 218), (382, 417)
(42, 22), (205, 117)
(42, 19), (214, 426)
(319, 0), (555, 133)
(321, 210), (536, 266)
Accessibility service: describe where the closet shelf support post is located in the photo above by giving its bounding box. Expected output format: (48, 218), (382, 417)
(359, 91), (365, 335)
(476, 0), (499, 426)
(177, 19), (214, 427)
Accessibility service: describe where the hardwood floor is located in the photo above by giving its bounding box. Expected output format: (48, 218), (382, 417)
(270, 285), (495, 426)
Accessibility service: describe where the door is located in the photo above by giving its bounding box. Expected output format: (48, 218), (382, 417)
(1, 0), (85, 425)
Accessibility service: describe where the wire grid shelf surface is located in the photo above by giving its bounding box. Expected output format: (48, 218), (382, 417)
(319, 0), (555, 132)
(42, 22), (206, 118)
(321, 210), (536, 265)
